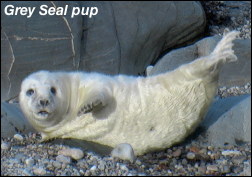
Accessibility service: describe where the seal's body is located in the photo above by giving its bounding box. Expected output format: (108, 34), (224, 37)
(19, 31), (239, 155)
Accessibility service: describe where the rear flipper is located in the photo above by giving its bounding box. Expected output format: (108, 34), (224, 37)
(180, 30), (240, 79)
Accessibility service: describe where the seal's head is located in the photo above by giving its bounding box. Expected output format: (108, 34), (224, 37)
(19, 70), (70, 130)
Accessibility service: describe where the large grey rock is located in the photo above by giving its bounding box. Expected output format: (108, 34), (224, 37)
(1, 1), (205, 101)
(149, 36), (251, 87)
(200, 95), (251, 146)
(1, 102), (35, 137)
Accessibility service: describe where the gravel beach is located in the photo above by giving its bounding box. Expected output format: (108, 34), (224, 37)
(1, 132), (251, 176)
(201, 1), (251, 39)
(1, 1), (251, 176)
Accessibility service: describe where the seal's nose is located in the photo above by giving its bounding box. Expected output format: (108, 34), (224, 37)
(40, 99), (49, 106)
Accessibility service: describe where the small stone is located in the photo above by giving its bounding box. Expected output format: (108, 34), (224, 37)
(199, 148), (207, 154)
(98, 161), (106, 170)
(58, 147), (84, 160)
(186, 152), (196, 160)
(221, 150), (242, 156)
(120, 164), (128, 171)
(146, 65), (153, 76)
(138, 173), (146, 176)
(22, 169), (33, 176)
(232, 166), (243, 173)
(220, 86), (226, 91)
(181, 159), (188, 165)
(171, 158), (177, 164)
(111, 143), (135, 163)
(231, 155), (246, 165)
(222, 165), (231, 173)
(207, 165), (218, 172)
(172, 149), (182, 157)
(242, 160), (251, 176)
(245, 83), (250, 89)
(25, 158), (35, 167)
(198, 166), (206, 174)
(1, 142), (10, 150)
(33, 167), (47, 175)
(135, 159), (142, 165)
(14, 134), (24, 141)
(56, 155), (71, 164)
(90, 165), (97, 171)
(210, 153), (220, 160)
(207, 146), (214, 151)
(175, 164), (183, 170)
(189, 146), (200, 153)
(52, 160), (62, 168)
(167, 170), (172, 174)
(15, 153), (26, 163)
(9, 158), (20, 165)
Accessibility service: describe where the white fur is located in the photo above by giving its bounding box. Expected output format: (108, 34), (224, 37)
(19, 31), (239, 155)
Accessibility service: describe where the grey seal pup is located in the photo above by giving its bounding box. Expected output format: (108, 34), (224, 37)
(19, 31), (239, 155)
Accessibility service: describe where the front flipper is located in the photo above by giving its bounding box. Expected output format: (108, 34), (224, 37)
(77, 91), (108, 116)
(78, 98), (104, 115)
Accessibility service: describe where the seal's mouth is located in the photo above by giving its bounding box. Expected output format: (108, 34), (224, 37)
(36, 110), (50, 119)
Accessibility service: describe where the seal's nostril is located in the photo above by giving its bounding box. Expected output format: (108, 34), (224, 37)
(40, 99), (49, 106)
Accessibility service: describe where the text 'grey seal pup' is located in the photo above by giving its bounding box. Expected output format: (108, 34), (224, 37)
(19, 31), (239, 156)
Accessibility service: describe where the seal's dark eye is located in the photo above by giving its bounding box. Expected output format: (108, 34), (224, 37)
(26, 89), (34, 96)
(50, 87), (56, 95)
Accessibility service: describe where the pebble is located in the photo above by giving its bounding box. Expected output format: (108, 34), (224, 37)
(222, 165), (231, 173)
(52, 160), (62, 168)
(90, 165), (97, 171)
(58, 147), (84, 160)
(111, 143), (135, 163)
(25, 158), (35, 167)
(98, 161), (106, 171)
(120, 164), (128, 171)
(33, 167), (47, 175)
(221, 150), (242, 156)
(207, 165), (219, 172)
(181, 159), (188, 165)
(146, 65), (154, 76)
(232, 166), (243, 174)
(135, 159), (142, 165)
(186, 152), (196, 160)
(199, 148), (207, 154)
(242, 160), (251, 176)
(13, 134), (24, 141)
(190, 146), (200, 153)
(1, 142), (10, 150)
(22, 168), (33, 176)
(138, 173), (147, 176)
(198, 166), (207, 174)
(172, 149), (182, 157)
(231, 155), (246, 164)
(56, 155), (71, 164)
